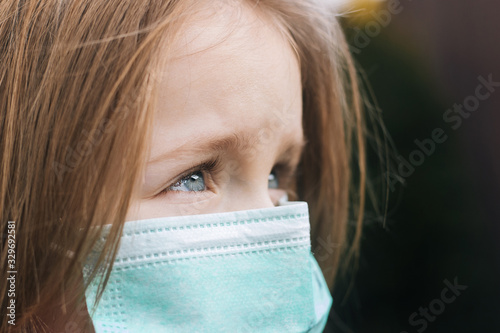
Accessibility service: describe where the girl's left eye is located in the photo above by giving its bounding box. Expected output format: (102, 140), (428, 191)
(168, 171), (206, 192)
(268, 169), (279, 189)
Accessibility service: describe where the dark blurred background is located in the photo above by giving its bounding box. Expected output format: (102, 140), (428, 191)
(324, 0), (500, 332)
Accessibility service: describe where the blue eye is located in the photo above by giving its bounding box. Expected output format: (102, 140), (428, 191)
(168, 171), (206, 192)
(268, 169), (279, 189)
(156, 158), (223, 197)
(156, 157), (293, 198)
(169, 169), (278, 192)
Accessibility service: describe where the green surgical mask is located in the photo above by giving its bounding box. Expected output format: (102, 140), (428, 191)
(83, 201), (332, 332)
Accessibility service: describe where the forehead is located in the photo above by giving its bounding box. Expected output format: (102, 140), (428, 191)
(150, 1), (302, 160)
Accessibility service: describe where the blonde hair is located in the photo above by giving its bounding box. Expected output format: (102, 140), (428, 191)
(0, 0), (366, 331)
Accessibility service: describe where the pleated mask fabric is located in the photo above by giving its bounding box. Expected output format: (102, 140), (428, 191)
(83, 201), (333, 332)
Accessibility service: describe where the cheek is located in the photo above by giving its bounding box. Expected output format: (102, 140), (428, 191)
(125, 200), (141, 222)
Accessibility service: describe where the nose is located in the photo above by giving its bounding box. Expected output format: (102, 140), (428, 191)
(221, 178), (277, 213)
(225, 191), (275, 213)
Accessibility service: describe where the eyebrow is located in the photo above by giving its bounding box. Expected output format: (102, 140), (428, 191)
(148, 131), (306, 166)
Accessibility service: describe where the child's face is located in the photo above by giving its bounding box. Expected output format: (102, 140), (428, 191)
(126, 2), (304, 220)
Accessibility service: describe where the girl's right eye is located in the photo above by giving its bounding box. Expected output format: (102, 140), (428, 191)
(169, 171), (206, 192)
(154, 157), (222, 198)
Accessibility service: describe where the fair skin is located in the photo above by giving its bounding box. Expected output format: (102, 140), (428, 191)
(42, 2), (304, 331)
(126, 1), (305, 221)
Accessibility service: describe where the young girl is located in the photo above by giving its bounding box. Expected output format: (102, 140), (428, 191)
(0, 0), (367, 331)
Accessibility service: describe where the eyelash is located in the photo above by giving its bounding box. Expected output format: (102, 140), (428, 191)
(156, 157), (223, 197)
(155, 157), (297, 197)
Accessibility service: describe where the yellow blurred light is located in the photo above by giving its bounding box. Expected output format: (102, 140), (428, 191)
(343, 0), (387, 23)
